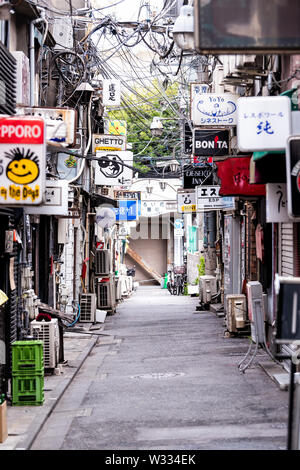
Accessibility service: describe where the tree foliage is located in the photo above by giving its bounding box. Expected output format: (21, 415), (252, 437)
(107, 80), (181, 172)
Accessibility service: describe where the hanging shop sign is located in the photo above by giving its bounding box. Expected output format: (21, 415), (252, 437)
(17, 107), (77, 147)
(141, 200), (172, 217)
(191, 91), (238, 126)
(216, 156), (266, 196)
(24, 179), (69, 216)
(94, 151), (133, 186)
(114, 190), (141, 215)
(194, 0), (300, 54)
(237, 96), (291, 151)
(266, 183), (290, 223)
(0, 116), (45, 205)
(177, 190), (196, 213)
(184, 123), (193, 154)
(114, 190), (141, 200)
(105, 120), (127, 136)
(114, 199), (138, 222)
(92, 134), (126, 154)
(102, 79), (121, 107)
(286, 136), (300, 220)
(196, 185), (224, 210)
(174, 218), (184, 238)
(183, 164), (214, 189)
(194, 128), (230, 157)
(56, 152), (78, 181)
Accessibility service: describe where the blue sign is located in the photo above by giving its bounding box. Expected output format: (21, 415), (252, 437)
(114, 200), (138, 221)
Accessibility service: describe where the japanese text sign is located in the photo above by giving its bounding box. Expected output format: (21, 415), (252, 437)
(237, 96), (291, 151)
(266, 183), (290, 223)
(216, 156), (265, 196)
(0, 116), (45, 205)
(191, 92), (238, 126)
(114, 200), (138, 221)
(102, 80), (121, 107)
(196, 185), (224, 210)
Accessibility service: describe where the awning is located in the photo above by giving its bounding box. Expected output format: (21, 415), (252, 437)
(250, 153), (286, 184)
(216, 156), (265, 196)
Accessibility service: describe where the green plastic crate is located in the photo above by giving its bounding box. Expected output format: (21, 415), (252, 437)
(12, 374), (44, 406)
(12, 340), (44, 374)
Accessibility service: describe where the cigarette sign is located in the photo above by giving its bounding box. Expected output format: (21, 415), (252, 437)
(0, 117), (45, 205)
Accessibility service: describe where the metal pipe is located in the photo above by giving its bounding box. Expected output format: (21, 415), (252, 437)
(29, 9), (48, 106)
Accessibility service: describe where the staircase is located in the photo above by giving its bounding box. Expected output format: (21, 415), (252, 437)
(126, 246), (163, 285)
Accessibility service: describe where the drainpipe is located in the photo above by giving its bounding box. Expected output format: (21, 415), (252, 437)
(30, 8), (48, 106)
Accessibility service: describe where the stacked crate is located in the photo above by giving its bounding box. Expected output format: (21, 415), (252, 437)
(11, 340), (44, 406)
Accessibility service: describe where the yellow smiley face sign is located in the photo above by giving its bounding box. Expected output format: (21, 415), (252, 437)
(5, 148), (40, 185)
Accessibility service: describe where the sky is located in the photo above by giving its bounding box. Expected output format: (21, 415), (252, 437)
(91, 0), (165, 22)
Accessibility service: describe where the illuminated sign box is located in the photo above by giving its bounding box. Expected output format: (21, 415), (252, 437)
(194, 0), (300, 54)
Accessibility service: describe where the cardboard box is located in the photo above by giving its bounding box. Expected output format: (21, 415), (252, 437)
(0, 401), (8, 443)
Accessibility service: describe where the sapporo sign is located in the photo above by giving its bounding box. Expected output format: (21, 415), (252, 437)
(0, 116), (45, 205)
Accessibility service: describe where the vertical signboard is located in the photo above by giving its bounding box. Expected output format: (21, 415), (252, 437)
(0, 116), (45, 205)
(286, 136), (300, 220)
(266, 183), (290, 223)
(102, 80), (121, 107)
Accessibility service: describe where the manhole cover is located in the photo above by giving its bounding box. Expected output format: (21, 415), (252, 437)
(130, 372), (185, 380)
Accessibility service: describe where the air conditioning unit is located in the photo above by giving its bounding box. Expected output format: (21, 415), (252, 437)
(95, 250), (111, 276)
(199, 276), (218, 305)
(115, 277), (122, 301)
(246, 281), (265, 343)
(79, 294), (96, 322)
(226, 294), (247, 333)
(30, 319), (59, 369)
(97, 277), (116, 313)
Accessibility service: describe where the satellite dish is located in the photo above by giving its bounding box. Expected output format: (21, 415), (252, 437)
(96, 207), (116, 228)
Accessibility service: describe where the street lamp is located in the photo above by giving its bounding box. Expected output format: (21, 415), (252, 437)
(172, 5), (195, 52)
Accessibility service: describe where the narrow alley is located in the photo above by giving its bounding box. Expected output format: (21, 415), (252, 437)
(30, 287), (288, 451)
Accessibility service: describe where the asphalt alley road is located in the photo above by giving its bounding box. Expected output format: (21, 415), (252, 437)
(31, 287), (288, 450)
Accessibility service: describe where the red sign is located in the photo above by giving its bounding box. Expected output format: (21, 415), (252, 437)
(216, 156), (266, 196)
(0, 117), (44, 144)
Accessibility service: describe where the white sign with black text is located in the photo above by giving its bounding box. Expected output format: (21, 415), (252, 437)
(102, 80), (121, 107)
(24, 179), (69, 215)
(266, 183), (290, 223)
(196, 185), (224, 210)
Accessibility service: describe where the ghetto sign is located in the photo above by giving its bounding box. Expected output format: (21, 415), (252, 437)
(0, 116), (45, 205)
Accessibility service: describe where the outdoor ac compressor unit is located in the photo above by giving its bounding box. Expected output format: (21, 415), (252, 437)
(97, 277), (116, 313)
(246, 281), (265, 343)
(226, 294), (247, 333)
(95, 250), (111, 276)
(199, 276), (218, 306)
(79, 293), (96, 322)
(30, 318), (59, 369)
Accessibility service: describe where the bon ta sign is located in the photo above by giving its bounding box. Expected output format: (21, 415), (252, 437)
(0, 117), (45, 205)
